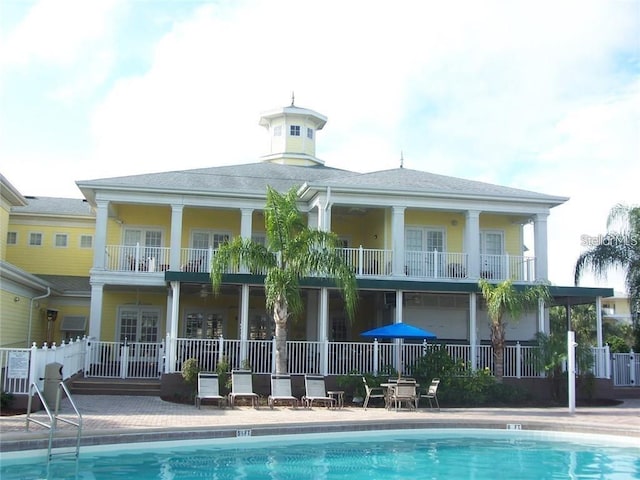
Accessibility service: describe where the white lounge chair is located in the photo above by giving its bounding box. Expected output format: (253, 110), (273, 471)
(268, 374), (299, 409)
(195, 372), (225, 409)
(228, 370), (259, 408)
(419, 378), (440, 411)
(302, 375), (336, 409)
(362, 377), (386, 410)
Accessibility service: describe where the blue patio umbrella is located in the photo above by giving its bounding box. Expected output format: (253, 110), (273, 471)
(361, 322), (437, 340)
(361, 322), (437, 377)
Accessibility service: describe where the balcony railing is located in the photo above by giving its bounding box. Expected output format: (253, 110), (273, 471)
(480, 254), (535, 282)
(105, 244), (170, 272)
(104, 245), (536, 282)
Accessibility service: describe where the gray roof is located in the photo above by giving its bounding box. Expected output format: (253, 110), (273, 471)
(318, 168), (567, 202)
(76, 162), (566, 205)
(77, 162), (351, 197)
(37, 275), (91, 295)
(11, 196), (94, 216)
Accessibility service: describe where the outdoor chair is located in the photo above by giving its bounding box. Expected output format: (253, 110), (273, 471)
(302, 375), (336, 409)
(419, 378), (440, 411)
(389, 380), (418, 411)
(268, 374), (299, 409)
(362, 377), (386, 410)
(195, 372), (225, 409)
(228, 370), (259, 408)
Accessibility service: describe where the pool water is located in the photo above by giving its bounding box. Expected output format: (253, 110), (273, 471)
(2, 429), (639, 479)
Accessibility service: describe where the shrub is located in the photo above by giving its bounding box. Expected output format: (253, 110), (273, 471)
(181, 358), (200, 385)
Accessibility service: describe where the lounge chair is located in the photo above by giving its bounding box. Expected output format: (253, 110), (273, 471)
(228, 370), (259, 408)
(268, 374), (299, 409)
(302, 375), (336, 409)
(389, 380), (417, 411)
(195, 372), (225, 409)
(362, 377), (386, 410)
(419, 378), (440, 411)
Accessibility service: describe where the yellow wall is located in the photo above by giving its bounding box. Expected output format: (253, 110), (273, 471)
(5, 222), (94, 275)
(479, 214), (523, 255)
(0, 201), (9, 260)
(0, 291), (51, 347)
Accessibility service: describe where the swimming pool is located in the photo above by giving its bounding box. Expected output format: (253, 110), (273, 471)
(2, 429), (639, 479)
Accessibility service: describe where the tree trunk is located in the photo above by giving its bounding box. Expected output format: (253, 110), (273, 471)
(491, 321), (505, 383)
(273, 301), (288, 374)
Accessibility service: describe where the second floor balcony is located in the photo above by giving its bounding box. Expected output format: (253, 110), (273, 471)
(103, 244), (536, 283)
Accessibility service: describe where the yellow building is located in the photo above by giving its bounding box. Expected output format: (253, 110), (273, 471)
(2, 103), (613, 375)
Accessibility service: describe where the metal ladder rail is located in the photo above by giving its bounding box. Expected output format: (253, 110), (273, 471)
(26, 382), (83, 461)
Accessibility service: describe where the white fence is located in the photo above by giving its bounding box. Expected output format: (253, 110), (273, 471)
(0, 337), (87, 394)
(0, 337), (615, 395)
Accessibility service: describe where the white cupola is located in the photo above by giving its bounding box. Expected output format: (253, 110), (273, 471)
(259, 96), (327, 166)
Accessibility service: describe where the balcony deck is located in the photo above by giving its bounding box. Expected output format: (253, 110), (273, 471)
(103, 245), (536, 283)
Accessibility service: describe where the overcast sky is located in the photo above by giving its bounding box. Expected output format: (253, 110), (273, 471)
(1, 0), (638, 293)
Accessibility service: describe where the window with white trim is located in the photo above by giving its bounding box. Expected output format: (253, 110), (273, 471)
(306, 127), (313, 139)
(80, 235), (93, 248)
(290, 125), (300, 136)
(273, 125), (282, 136)
(117, 307), (161, 342)
(54, 233), (68, 248)
(29, 232), (43, 246)
(6, 232), (17, 245)
(249, 312), (272, 340)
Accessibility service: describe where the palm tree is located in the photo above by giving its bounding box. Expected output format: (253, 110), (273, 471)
(574, 204), (640, 350)
(210, 186), (358, 374)
(478, 279), (550, 382)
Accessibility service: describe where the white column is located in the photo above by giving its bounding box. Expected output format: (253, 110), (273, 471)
(465, 210), (480, 279)
(93, 200), (109, 270)
(469, 292), (477, 370)
(317, 287), (329, 341)
(240, 209), (253, 273)
(538, 298), (546, 334)
(88, 282), (104, 339)
(239, 284), (250, 362)
(533, 213), (549, 281)
(596, 296), (603, 347)
(170, 205), (184, 271)
(167, 281), (180, 372)
(391, 206), (405, 276)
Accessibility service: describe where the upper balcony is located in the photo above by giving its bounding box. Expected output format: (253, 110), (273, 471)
(103, 244), (536, 283)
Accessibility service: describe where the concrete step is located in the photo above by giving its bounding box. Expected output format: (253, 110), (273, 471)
(70, 378), (161, 396)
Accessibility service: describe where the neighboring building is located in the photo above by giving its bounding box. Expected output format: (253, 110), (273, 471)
(603, 293), (634, 325)
(2, 103), (613, 362)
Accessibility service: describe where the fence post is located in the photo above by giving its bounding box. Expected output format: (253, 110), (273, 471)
(516, 341), (521, 379)
(631, 349), (636, 387)
(605, 344), (611, 379)
(158, 339), (165, 377)
(433, 249), (438, 277)
(373, 339), (379, 376)
(29, 342), (40, 390)
(322, 339), (329, 376)
(218, 335), (225, 365)
(84, 337), (92, 377)
(358, 246), (364, 275)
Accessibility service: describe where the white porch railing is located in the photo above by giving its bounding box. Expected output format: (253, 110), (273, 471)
(105, 244), (170, 272)
(405, 251), (468, 279)
(480, 254), (536, 282)
(0, 338), (616, 395)
(102, 245), (537, 282)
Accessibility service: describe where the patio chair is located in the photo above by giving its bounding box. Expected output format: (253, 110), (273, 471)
(228, 370), (259, 408)
(268, 374), (299, 409)
(302, 375), (336, 409)
(419, 378), (440, 411)
(362, 377), (386, 410)
(195, 372), (225, 409)
(389, 380), (418, 411)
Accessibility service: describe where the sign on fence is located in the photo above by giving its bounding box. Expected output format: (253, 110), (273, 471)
(7, 351), (29, 379)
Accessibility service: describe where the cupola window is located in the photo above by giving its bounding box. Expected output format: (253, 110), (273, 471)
(307, 127), (314, 139)
(273, 125), (282, 136)
(290, 125), (301, 136)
